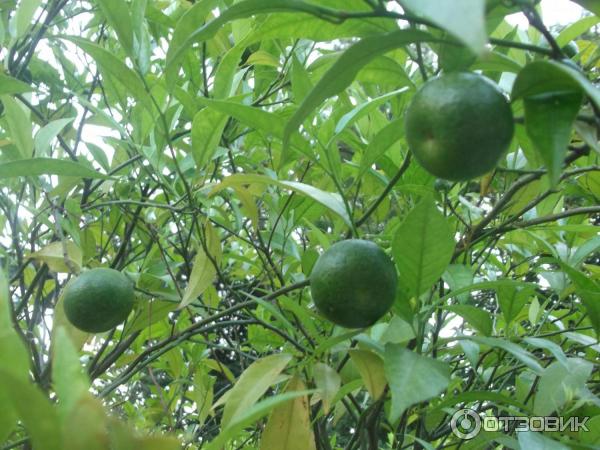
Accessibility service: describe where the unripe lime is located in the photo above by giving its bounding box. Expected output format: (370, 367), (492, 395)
(309, 240), (397, 328)
(405, 72), (514, 181)
(63, 268), (134, 333)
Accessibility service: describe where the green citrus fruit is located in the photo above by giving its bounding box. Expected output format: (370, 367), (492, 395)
(405, 72), (514, 181)
(563, 41), (579, 58)
(63, 268), (134, 333)
(309, 239), (397, 329)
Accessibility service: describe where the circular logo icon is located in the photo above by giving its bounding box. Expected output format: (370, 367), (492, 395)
(451, 409), (481, 439)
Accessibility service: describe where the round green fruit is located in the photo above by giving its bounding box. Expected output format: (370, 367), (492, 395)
(405, 72), (514, 181)
(309, 239), (397, 329)
(63, 268), (134, 333)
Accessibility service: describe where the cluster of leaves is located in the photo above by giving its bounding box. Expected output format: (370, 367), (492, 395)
(0, 0), (599, 449)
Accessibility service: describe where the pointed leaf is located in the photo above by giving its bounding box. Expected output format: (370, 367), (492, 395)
(513, 60), (600, 110)
(523, 91), (582, 185)
(97, 0), (134, 56)
(209, 174), (352, 227)
(61, 37), (153, 112)
(260, 377), (317, 450)
(34, 117), (75, 156)
(384, 344), (450, 422)
(0, 158), (107, 179)
(221, 353), (292, 428)
(0, 370), (62, 450)
(313, 363), (341, 414)
(52, 327), (90, 419)
(283, 29), (434, 163)
(392, 197), (454, 298)
(446, 305), (493, 336)
(179, 247), (217, 309)
(9, 0), (42, 38)
(191, 107), (228, 170)
(1, 95), (33, 158)
(29, 241), (82, 273)
(349, 349), (387, 400)
(0, 73), (33, 95)
(206, 390), (314, 450)
(468, 336), (544, 374)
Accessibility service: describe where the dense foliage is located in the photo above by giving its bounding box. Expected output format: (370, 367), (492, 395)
(0, 1), (599, 449)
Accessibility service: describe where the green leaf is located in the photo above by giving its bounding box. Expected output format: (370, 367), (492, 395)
(0, 158), (107, 179)
(194, 367), (215, 427)
(498, 284), (535, 325)
(62, 396), (110, 450)
(523, 91), (582, 185)
(442, 265), (474, 304)
(348, 349), (387, 400)
(0, 73), (33, 95)
(291, 55), (313, 102)
(209, 174), (353, 227)
(283, 29), (434, 164)
(1, 95), (33, 158)
(556, 16), (600, 47)
(260, 377), (316, 450)
(570, 0), (600, 17)
(399, 0), (487, 55)
(467, 336), (544, 375)
(517, 431), (569, 450)
(195, 97), (311, 160)
(9, 0), (42, 38)
(191, 107), (229, 170)
(0, 370), (63, 450)
(97, 0), (134, 57)
(359, 118), (405, 178)
(60, 37), (153, 112)
(384, 344), (450, 422)
(52, 327), (90, 419)
(560, 263), (600, 335)
(446, 305), (493, 336)
(512, 60), (600, 110)
(334, 87), (408, 135)
(221, 353), (292, 428)
(313, 363), (341, 414)
(124, 299), (177, 336)
(179, 247), (217, 309)
(523, 337), (569, 369)
(246, 50), (280, 68)
(34, 117), (75, 156)
(392, 197), (455, 298)
(167, 0), (347, 74)
(206, 390), (315, 450)
(165, 0), (221, 88)
(29, 241), (82, 273)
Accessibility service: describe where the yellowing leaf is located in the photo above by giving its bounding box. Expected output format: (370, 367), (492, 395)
(221, 353), (292, 428)
(313, 363), (341, 413)
(209, 174), (352, 227)
(179, 246), (217, 309)
(29, 241), (82, 273)
(349, 350), (387, 400)
(246, 50), (280, 67)
(52, 327), (90, 419)
(62, 396), (109, 450)
(260, 377), (316, 450)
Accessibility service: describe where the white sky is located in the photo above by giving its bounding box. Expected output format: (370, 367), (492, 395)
(507, 0), (585, 27)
